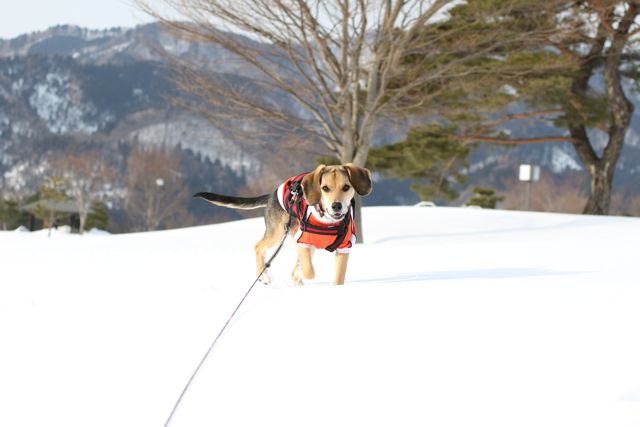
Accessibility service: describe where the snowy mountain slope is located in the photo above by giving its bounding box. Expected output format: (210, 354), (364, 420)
(1, 207), (639, 427)
(3, 23), (640, 210)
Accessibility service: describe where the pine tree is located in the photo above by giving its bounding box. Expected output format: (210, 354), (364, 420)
(466, 187), (505, 209)
(30, 176), (70, 236)
(367, 125), (469, 202)
(0, 198), (25, 230)
(84, 201), (109, 231)
(403, 1), (640, 215)
(369, 0), (574, 204)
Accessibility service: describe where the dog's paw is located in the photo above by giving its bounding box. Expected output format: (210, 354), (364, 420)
(302, 268), (315, 281)
(291, 271), (304, 286)
(258, 271), (272, 285)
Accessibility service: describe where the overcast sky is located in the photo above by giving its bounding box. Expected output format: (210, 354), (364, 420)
(0, 0), (164, 39)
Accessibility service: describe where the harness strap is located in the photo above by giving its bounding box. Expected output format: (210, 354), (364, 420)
(283, 174), (355, 252)
(284, 175), (306, 219)
(325, 198), (355, 252)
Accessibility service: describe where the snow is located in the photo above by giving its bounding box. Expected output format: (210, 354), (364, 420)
(1, 206), (639, 427)
(134, 118), (261, 178)
(550, 145), (582, 172)
(627, 127), (640, 148)
(28, 72), (103, 135)
(86, 227), (111, 236)
(500, 84), (518, 96)
(2, 159), (48, 194)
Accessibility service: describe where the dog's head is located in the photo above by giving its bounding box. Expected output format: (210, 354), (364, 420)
(301, 163), (372, 220)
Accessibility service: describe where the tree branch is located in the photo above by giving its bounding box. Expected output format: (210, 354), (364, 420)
(460, 136), (576, 145)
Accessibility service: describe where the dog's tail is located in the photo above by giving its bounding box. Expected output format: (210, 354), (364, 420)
(193, 192), (271, 210)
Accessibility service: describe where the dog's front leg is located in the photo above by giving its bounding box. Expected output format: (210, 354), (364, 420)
(292, 246), (315, 285)
(334, 252), (349, 285)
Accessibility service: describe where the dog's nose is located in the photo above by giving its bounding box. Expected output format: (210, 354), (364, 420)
(331, 202), (342, 212)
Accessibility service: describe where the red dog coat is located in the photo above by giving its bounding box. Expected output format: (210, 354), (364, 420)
(277, 173), (356, 253)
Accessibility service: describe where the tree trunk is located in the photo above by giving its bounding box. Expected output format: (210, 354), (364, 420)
(582, 14), (636, 215)
(568, 11), (634, 216)
(79, 213), (87, 234)
(341, 140), (371, 244)
(348, 193), (363, 243)
(583, 161), (613, 215)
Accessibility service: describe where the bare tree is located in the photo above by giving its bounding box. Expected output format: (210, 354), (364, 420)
(52, 151), (115, 234)
(139, 0), (561, 238)
(125, 147), (188, 231)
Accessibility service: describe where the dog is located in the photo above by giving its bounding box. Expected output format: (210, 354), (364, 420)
(194, 163), (372, 285)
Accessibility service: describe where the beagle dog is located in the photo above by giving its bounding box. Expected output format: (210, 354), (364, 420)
(195, 163), (372, 285)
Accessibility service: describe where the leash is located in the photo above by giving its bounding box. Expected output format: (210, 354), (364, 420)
(163, 206), (296, 427)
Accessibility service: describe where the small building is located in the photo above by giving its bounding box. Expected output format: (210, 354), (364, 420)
(21, 199), (83, 232)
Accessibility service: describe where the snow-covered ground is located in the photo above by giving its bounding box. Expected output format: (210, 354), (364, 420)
(1, 206), (639, 427)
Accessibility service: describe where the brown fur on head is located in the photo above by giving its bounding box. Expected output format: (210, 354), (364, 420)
(343, 163), (372, 196)
(301, 164), (373, 220)
(301, 164), (326, 205)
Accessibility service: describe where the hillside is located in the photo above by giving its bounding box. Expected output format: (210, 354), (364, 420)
(0, 23), (323, 228)
(1, 207), (639, 426)
(2, 23), (640, 225)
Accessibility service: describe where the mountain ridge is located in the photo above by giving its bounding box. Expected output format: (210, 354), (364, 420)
(1, 22), (639, 226)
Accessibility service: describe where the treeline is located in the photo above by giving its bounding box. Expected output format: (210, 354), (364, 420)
(0, 145), (244, 233)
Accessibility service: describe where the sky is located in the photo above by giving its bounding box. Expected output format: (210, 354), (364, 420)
(0, 1), (461, 40)
(0, 0), (165, 39)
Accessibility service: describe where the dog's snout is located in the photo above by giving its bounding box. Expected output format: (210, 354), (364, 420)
(331, 202), (342, 212)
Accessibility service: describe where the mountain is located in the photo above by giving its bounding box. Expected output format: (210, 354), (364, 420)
(0, 24), (322, 229)
(465, 106), (640, 200)
(1, 23), (639, 228)
(0, 24), (262, 74)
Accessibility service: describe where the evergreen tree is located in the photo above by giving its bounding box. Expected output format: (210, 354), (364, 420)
(84, 201), (109, 231)
(549, 1), (639, 214)
(466, 187), (504, 209)
(370, 0), (574, 204)
(368, 125), (469, 202)
(30, 176), (70, 236)
(0, 198), (26, 230)
(402, 1), (640, 215)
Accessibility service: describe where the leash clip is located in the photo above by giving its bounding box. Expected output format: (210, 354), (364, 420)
(288, 181), (302, 200)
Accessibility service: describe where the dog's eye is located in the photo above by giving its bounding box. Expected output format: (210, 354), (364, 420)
(321, 186), (330, 192)
(342, 185), (351, 192)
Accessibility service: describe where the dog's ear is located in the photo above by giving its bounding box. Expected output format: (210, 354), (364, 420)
(301, 164), (326, 205)
(344, 163), (372, 196)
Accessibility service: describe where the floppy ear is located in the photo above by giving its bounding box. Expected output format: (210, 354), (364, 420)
(301, 164), (326, 205)
(344, 163), (372, 196)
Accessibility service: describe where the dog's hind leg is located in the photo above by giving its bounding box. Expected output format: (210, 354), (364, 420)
(255, 203), (289, 284)
(291, 252), (302, 286)
(255, 228), (284, 284)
